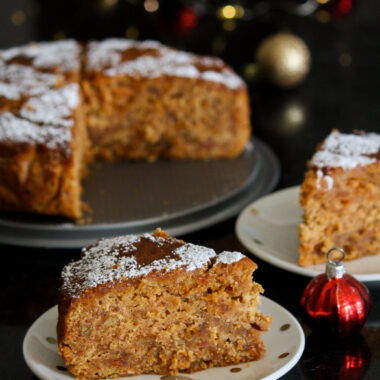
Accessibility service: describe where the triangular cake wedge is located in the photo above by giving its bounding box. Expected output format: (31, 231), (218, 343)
(58, 229), (271, 378)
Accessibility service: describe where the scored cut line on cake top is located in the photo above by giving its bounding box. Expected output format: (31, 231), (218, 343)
(61, 233), (244, 298)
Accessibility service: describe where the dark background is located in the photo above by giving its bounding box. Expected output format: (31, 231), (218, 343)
(1, 0), (380, 379)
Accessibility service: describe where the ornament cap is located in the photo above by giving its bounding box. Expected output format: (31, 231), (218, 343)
(326, 247), (346, 280)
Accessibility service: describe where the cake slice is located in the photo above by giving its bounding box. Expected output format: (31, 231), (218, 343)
(82, 39), (250, 160)
(58, 229), (271, 379)
(0, 40), (87, 218)
(299, 130), (380, 266)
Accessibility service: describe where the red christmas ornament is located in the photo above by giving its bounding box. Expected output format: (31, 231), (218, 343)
(175, 6), (198, 35)
(300, 248), (371, 337)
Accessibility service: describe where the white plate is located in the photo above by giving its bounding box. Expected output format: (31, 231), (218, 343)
(23, 296), (304, 380)
(236, 185), (380, 282)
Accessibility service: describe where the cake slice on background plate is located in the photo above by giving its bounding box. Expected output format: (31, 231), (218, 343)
(299, 130), (380, 266)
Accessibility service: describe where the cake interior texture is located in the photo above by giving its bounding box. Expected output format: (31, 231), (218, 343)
(299, 130), (380, 266)
(0, 39), (250, 218)
(58, 230), (271, 379)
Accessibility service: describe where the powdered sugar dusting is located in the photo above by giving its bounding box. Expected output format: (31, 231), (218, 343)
(0, 112), (71, 152)
(0, 40), (80, 72)
(86, 38), (164, 69)
(20, 83), (80, 127)
(200, 70), (243, 89)
(216, 251), (245, 265)
(311, 131), (380, 170)
(0, 63), (58, 100)
(86, 38), (244, 89)
(61, 233), (246, 298)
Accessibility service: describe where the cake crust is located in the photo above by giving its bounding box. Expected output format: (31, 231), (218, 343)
(58, 230), (271, 379)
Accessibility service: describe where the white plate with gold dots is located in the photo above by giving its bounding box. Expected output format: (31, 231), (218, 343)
(23, 295), (304, 380)
(236, 185), (380, 282)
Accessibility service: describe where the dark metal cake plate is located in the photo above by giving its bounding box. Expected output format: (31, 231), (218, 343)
(0, 138), (280, 248)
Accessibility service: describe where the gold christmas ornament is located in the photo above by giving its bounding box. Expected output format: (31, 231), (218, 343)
(256, 33), (311, 88)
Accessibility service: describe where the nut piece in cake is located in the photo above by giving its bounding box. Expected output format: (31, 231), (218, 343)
(299, 130), (380, 266)
(58, 229), (271, 379)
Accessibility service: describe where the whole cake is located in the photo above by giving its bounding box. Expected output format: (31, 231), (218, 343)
(0, 39), (250, 219)
(299, 130), (380, 266)
(58, 229), (271, 379)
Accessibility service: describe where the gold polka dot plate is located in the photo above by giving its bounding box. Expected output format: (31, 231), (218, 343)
(23, 295), (304, 380)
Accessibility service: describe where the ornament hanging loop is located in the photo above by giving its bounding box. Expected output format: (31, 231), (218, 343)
(327, 247), (345, 264)
(326, 247), (346, 280)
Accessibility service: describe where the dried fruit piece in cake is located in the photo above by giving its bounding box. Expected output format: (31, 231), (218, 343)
(58, 229), (271, 378)
(299, 130), (380, 266)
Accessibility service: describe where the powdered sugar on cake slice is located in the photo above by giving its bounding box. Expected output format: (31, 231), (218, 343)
(86, 38), (244, 89)
(61, 233), (245, 298)
(312, 131), (380, 170)
(311, 131), (380, 191)
(216, 251), (245, 265)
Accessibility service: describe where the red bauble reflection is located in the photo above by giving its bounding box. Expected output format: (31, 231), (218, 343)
(301, 273), (371, 337)
(300, 333), (371, 380)
(176, 7), (198, 34)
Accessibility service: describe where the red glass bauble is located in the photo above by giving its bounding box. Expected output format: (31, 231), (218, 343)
(300, 248), (371, 337)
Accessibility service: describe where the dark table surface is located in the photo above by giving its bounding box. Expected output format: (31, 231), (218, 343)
(1, 1), (380, 379)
